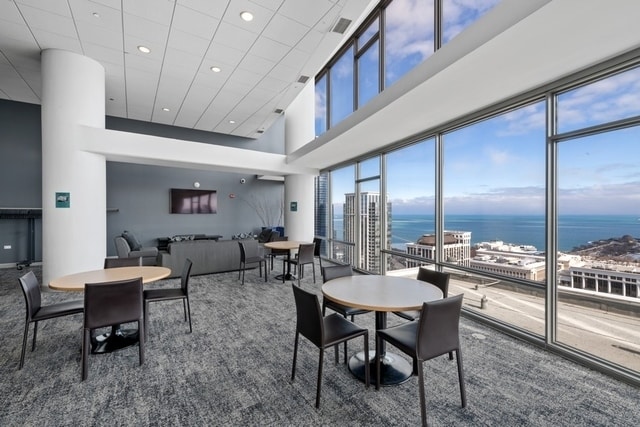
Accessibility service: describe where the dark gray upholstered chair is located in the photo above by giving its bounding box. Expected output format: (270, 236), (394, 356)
(144, 258), (193, 341)
(82, 277), (144, 381)
(321, 264), (371, 363)
(313, 237), (323, 269)
(291, 284), (370, 408)
(267, 234), (289, 270)
(376, 295), (466, 427)
(114, 231), (158, 266)
(283, 243), (316, 286)
(104, 256), (142, 268)
(17, 271), (83, 370)
(238, 241), (267, 285)
(394, 267), (450, 321)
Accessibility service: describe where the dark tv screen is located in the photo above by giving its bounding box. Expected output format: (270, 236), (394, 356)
(170, 188), (217, 214)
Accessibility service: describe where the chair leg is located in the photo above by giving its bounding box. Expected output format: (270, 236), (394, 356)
(417, 361), (427, 427)
(241, 263), (246, 285)
(297, 265), (302, 287)
(311, 262), (316, 283)
(291, 333), (299, 381)
(316, 348), (324, 408)
(144, 300), (149, 342)
(456, 349), (467, 408)
(263, 260), (268, 282)
(19, 320), (29, 370)
(363, 332), (370, 388)
(138, 319), (145, 366)
(282, 259), (286, 283)
(82, 328), (90, 381)
(334, 344), (339, 363)
(31, 321), (38, 351)
(186, 297), (192, 333)
(375, 334), (381, 390)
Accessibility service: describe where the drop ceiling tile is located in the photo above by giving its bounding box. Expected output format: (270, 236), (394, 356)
(248, 37), (289, 62)
(228, 67), (263, 87)
(76, 21), (123, 51)
(213, 21), (259, 52)
(262, 13), (310, 47)
(205, 42), (245, 67)
(222, 0), (273, 35)
(19, 5), (78, 38)
(123, 15), (171, 44)
(16, 0), (73, 18)
(260, 75), (290, 93)
(295, 28), (324, 53)
(192, 70), (226, 91)
(167, 30), (211, 57)
(267, 61), (298, 83)
(248, 0), (284, 12)
(68, 0), (121, 28)
(88, 0), (124, 11)
(239, 54), (276, 74)
(122, 0), (175, 26)
(0, 65), (38, 101)
(278, 0), (333, 27)
(173, 5), (220, 40)
(0, 19), (36, 43)
(124, 51), (163, 76)
(280, 48), (310, 70)
(0, 2), (26, 24)
(83, 43), (124, 67)
(177, 0), (229, 19)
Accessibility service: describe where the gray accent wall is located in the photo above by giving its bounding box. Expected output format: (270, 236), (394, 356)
(0, 99), (285, 265)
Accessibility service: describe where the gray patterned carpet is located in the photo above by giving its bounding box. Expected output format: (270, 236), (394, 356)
(1, 263), (638, 426)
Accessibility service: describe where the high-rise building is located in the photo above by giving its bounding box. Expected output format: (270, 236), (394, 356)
(343, 192), (391, 273)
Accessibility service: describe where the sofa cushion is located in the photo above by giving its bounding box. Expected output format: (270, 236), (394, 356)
(122, 230), (142, 250)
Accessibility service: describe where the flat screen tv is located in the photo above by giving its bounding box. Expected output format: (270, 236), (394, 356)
(170, 188), (217, 214)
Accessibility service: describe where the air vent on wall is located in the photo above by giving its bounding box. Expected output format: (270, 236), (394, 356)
(297, 75), (309, 84)
(331, 17), (352, 34)
(256, 130), (264, 134)
(274, 108), (284, 114)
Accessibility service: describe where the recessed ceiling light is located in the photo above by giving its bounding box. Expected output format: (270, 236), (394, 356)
(137, 45), (151, 54)
(162, 107), (170, 112)
(240, 11), (254, 22)
(92, 12), (100, 18)
(210, 66), (221, 73)
(229, 120), (236, 124)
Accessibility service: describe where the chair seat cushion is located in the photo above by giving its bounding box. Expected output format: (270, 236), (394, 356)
(377, 321), (418, 357)
(324, 299), (370, 317)
(34, 299), (84, 320)
(322, 313), (367, 347)
(144, 288), (185, 301)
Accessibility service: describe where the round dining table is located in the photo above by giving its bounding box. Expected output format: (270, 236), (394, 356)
(49, 265), (171, 353)
(263, 240), (309, 280)
(322, 274), (443, 386)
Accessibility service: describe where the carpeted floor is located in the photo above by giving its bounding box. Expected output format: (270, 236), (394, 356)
(1, 263), (638, 426)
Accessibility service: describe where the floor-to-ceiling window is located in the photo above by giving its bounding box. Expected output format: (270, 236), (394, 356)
(330, 165), (355, 264)
(555, 66), (640, 372)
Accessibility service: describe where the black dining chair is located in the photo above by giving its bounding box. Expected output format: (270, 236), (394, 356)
(143, 258), (193, 341)
(313, 237), (323, 269)
(291, 284), (370, 408)
(376, 294), (466, 427)
(283, 243), (316, 286)
(104, 256), (142, 268)
(321, 264), (371, 363)
(394, 267), (450, 321)
(17, 271), (84, 370)
(238, 241), (267, 285)
(82, 277), (144, 381)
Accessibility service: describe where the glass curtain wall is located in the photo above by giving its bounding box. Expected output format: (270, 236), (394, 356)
(330, 165), (355, 265)
(555, 66), (640, 372)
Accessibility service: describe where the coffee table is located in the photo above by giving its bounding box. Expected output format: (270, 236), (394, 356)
(322, 274), (443, 386)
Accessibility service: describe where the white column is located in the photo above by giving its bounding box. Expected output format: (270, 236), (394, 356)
(284, 82), (316, 241)
(41, 49), (106, 286)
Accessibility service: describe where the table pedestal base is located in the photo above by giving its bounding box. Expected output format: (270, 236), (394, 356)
(91, 327), (139, 354)
(348, 350), (413, 386)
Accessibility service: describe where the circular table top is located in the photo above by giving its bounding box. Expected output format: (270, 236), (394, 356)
(263, 240), (309, 250)
(49, 266), (171, 291)
(322, 275), (443, 312)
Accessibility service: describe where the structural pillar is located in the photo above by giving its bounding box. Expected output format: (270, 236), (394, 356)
(284, 81), (316, 241)
(41, 49), (106, 286)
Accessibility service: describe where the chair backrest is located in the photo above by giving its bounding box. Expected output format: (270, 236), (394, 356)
(18, 271), (41, 319)
(416, 294), (463, 360)
(313, 237), (321, 257)
(321, 264), (353, 283)
(297, 243), (315, 264)
(181, 258), (193, 292)
(291, 284), (323, 347)
(238, 241), (247, 261)
(416, 267), (450, 298)
(84, 277), (143, 329)
(113, 236), (131, 257)
(257, 228), (274, 243)
(104, 257), (142, 268)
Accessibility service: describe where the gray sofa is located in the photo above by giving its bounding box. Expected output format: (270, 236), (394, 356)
(157, 238), (260, 278)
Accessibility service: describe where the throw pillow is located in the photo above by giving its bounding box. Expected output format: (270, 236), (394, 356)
(122, 230), (142, 251)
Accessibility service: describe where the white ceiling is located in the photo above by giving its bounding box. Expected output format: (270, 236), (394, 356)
(0, 0), (374, 138)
